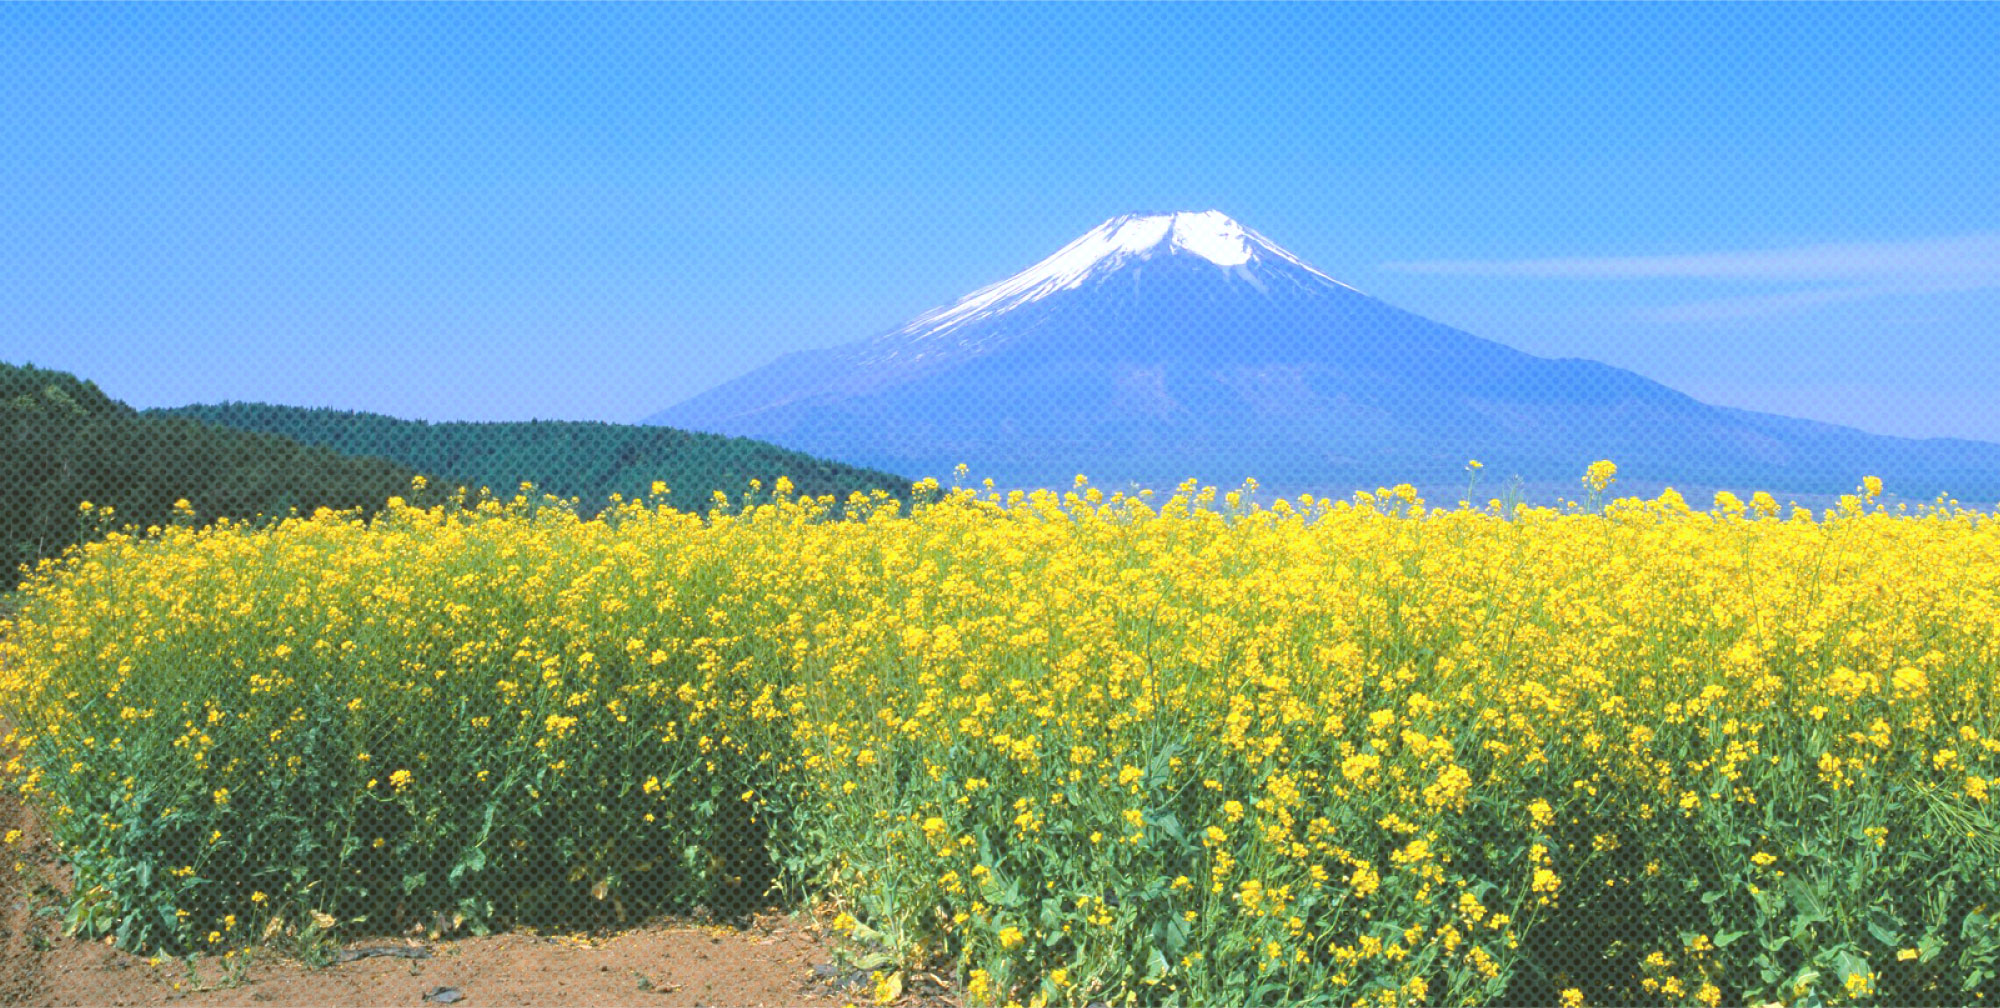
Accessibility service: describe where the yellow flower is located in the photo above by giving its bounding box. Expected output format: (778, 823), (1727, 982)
(1527, 798), (1554, 828)
(1584, 460), (1618, 493)
(870, 971), (898, 1005)
(13, 462), (2000, 1007)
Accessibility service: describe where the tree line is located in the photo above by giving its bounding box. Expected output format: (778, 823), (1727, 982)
(2, 363), (418, 589)
(5, 364), (910, 592)
(153, 400), (908, 511)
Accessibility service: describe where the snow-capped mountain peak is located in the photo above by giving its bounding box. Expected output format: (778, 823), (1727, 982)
(648, 211), (2000, 500)
(1086, 210), (1255, 266)
(888, 211), (1354, 343)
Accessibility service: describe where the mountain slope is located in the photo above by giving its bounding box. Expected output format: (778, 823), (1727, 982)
(647, 211), (2000, 498)
(2, 362), (419, 589)
(155, 402), (909, 507)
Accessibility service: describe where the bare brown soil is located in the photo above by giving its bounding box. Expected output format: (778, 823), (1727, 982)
(0, 779), (952, 1008)
(0, 774), (57, 1007)
(14, 917), (876, 1008)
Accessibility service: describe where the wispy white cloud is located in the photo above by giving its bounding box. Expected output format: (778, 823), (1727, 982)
(1636, 285), (1886, 323)
(1382, 233), (2000, 321)
(1382, 233), (2000, 282)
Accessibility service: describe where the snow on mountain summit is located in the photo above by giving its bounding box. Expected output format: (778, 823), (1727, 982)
(889, 211), (1355, 343)
(1087, 210), (1256, 266)
(646, 210), (2000, 498)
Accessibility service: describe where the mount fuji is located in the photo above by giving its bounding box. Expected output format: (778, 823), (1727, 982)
(646, 211), (2000, 498)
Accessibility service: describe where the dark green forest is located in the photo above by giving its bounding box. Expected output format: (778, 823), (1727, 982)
(4, 364), (910, 593)
(154, 401), (908, 510)
(2, 363), (420, 589)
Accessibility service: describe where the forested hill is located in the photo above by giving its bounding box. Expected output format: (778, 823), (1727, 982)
(153, 402), (910, 508)
(3, 363), (419, 589)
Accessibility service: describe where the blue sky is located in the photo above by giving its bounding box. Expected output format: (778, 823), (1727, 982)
(5, 4), (1999, 440)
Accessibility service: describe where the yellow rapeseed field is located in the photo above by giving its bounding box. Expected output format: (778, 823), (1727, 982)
(3, 467), (1998, 1006)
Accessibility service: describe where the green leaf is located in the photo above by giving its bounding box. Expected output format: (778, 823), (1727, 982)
(1155, 911), (1190, 956)
(1865, 916), (1902, 948)
(1963, 910), (1991, 940)
(450, 848), (486, 887)
(1784, 874), (1828, 924)
(1835, 949), (1871, 984)
(1144, 808), (1186, 843)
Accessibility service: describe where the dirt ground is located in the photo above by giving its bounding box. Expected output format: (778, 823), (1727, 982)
(9, 921), (868, 1008)
(0, 785), (953, 1008)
